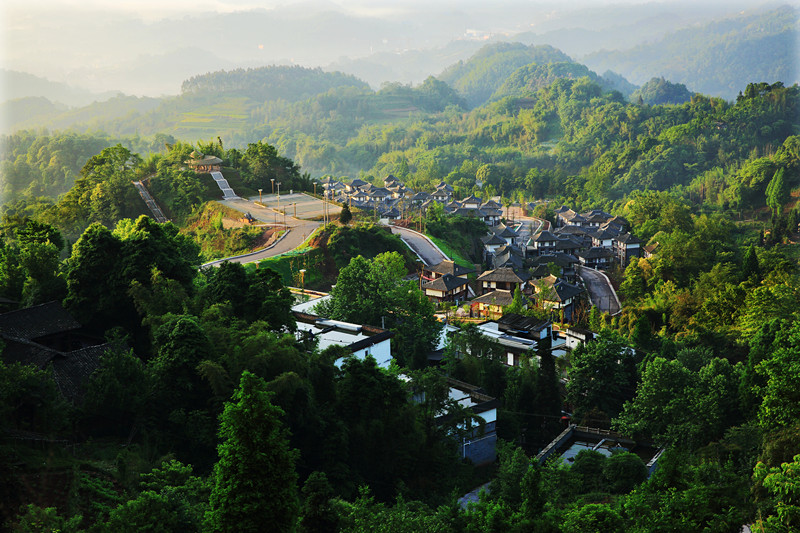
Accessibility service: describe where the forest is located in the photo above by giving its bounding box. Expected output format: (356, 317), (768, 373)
(0, 27), (799, 530)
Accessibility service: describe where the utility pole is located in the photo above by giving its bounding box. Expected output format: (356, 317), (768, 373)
(277, 182), (282, 207)
(294, 202), (297, 218)
(271, 178), (275, 194)
(258, 189), (262, 204)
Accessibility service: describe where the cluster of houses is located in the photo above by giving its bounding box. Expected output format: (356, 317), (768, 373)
(531, 207), (642, 269)
(319, 175), (504, 226)
(420, 259), (585, 323)
(418, 205), (644, 323)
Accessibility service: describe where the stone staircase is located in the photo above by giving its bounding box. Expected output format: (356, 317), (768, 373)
(210, 171), (239, 199)
(133, 181), (168, 223)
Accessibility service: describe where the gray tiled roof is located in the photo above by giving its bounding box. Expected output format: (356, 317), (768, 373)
(0, 301), (81, 341)
(428, 260), (475, 277)
(477, 267), (530, 283)
(471, 290), (515, 306)
(423, 273), (469, 292)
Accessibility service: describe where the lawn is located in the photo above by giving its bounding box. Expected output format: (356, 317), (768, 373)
(427, 235), (474, 269)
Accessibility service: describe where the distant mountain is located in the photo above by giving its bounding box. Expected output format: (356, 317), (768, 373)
(0, 97), (67, 134)
(1, 70), (116, 107)
(1, 94), (162, 135)
(181, 65), (369, 101)
(599, 71), (639, 97)
(327, 40), (486, 89)
(438, 43), (573, 108)
(583, 5), (800, 100)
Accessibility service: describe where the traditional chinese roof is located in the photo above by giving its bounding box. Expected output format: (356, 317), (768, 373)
(453, 207), (484, 218)
(533, 275), (583, 302)
(369, 187), (391, 198)
(481, 233), (507, 246)
(0, 301), (81, 341)
(494, 250), (524, 270)
(615, 233), (641, 245)
(461, 195), (483, 205)
(471, 290), (515, 306)
(184, 153), (223, 166)
(577, 247), (615, 259)
(427, 260), (475, 277)
(533, 253), (580, 268)
(482, 199), (502, 209)
(411, 191), (431, 202)
(493, 223), (518, 239)
(555, 237), (585, 251)
(529, 264), (552, 278)
(608, 216), (629, 228)
(555, 225), (589, 236)
(534, 230), (559, 242)
(581, 209), (612, 219)
(423, 273), (469, 292)
(590, 229), (619, 241)
(379, 207), (400, 218)
(477, 267), (530, 283)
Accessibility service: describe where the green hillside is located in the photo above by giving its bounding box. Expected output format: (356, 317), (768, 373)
(491, 62), (606, 102)
(438, 43), (573, 107)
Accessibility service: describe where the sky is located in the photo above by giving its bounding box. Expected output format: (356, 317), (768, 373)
(1, 0), (795, 98)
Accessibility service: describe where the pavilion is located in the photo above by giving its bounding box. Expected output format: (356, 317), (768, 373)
(185, 151), (223, 172)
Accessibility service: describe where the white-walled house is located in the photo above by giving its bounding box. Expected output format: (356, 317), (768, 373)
(293, 312), (394, 368)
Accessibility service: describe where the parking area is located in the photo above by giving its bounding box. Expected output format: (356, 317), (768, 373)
(252, 192), (341, 220)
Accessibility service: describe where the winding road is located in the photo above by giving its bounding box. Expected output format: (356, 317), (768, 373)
(202, 193), (328, 266)
(389, 225), (449, 266)
(577, 265), (621, 315)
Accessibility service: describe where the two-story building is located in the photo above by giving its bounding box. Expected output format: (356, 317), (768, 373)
(476, 267), (530, 295)
(530, 275), (584, 321)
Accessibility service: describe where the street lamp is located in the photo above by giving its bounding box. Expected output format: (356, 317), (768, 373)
(258, 188), (262, 203)
(299, 269), (306, 292)
(277, 182), (282, 207)
(271, 179), (275, 194)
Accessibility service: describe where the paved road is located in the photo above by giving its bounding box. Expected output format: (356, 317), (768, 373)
(577, 265), (621, 315)
(514, 217), (543, 247)
(203, 195), (322, 266)
(389, 225), (449, 266)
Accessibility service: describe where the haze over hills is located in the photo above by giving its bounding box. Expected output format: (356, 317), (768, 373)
(1, 1), (798, 138)
(583, 4), (800, 99)
(3, 0), (793, 99)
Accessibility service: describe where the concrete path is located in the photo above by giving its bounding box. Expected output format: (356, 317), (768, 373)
(577, 265), (621, 315)
(389, 225), (449, 266)
(458, 482), (491, 509)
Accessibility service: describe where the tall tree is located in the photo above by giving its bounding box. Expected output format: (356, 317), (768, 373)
(316, 252), (439, 369)
(566, 331), (636, 421)
(206, 371), (299, 533)
(765, 168), (788, 216)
